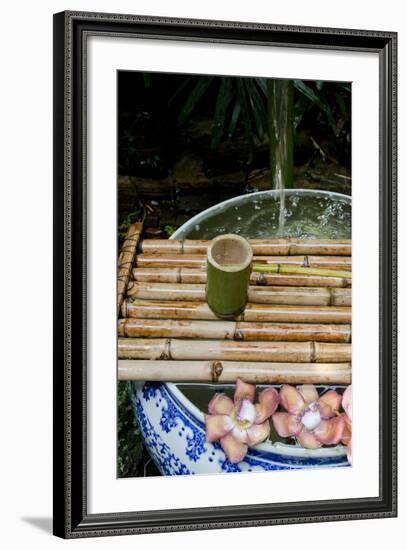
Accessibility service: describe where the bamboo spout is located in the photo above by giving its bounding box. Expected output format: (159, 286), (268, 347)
(206, 234), (253, 319)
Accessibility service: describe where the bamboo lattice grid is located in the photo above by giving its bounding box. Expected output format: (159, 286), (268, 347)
(117, 223), (352, 385)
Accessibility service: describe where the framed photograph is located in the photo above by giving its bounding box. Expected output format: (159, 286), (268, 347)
(53, 11), (397, 538)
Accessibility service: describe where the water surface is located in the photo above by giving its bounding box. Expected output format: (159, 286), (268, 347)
(175, 191), (351, 240)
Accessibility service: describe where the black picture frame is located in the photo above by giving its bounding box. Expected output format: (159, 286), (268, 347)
(53, 10), (397, 538)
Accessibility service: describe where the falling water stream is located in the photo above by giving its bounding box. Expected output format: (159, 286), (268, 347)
(276, 167), (286, 236)
(267, 79), (294, 237)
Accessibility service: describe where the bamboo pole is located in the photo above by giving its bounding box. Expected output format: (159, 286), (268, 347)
(133, 267), (207, 284)
(132, 267), (352, 288)
(127, 281), (204, 302)
(135, 253), (205, 268)
(117, 222), (142, 316)
(118, 338), (351, 362)
(249, 286), (351, 306)
(118, 360), (352, 384)
(126, 281), (351, 307)
(135, 253), (352, 271)
(118, 318), (351, 343)
(140, 238), (352, 256)
(122, 299), (352, 324)
(254, 256), (352, 271)
(252, 264), (351, 279)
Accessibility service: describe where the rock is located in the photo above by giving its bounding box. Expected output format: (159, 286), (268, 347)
(173, 153), (210, 187)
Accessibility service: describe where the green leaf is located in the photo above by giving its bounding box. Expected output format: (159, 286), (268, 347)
(164, 225), (176, 237)
(168, 76), (192, 106)
(246, 80), (267, 141)
(117, 381), (143, 477)
(335, 92), (346, 114)
(237, 79), (254, 154)
(294, 94), (311, 128)
(293, 79), (337, 133)
(228, 101), (241, 137)
(177, 77), (214, 126)
(143, 73), (152, 89)
(254, 77), (268, 97)
(211, 78), (234, 149)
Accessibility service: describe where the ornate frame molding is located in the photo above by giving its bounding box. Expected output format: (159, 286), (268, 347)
(53, 11), (397, 538)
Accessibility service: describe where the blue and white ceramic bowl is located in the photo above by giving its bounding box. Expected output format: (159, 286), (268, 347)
(130, 189), (351, 475)
(131, 381), (348, 475)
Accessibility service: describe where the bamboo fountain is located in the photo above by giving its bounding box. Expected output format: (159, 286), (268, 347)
(117, 225), (352, 385)
(118, 189), (352, 474)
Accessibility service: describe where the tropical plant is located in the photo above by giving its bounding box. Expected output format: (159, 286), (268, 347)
(168, 75), (350, 189)
(117, 381), (143, 477)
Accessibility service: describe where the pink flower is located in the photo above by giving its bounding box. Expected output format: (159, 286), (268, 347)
(272, 384), (345, 449)
(205, 378), (279, 464)
(341, 385), (352, 463)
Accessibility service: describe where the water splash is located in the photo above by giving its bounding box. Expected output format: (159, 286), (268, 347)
(178, 191), (351, 241)
(267, 80), (294, 237)
(276, 167), (286, 236)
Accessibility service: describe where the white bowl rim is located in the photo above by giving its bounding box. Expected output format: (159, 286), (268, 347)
(171, 188), (351, 240)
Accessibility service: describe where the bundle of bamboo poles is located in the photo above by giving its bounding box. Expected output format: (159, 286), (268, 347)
(117, 234), (352, 384)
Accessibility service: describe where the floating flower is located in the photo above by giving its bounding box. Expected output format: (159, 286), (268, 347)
(341, 385), (352, 463)
(272, 384), (345, 449)
(205, 378), (279, 464)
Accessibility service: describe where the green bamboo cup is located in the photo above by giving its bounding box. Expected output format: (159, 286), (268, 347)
(206, 234), (253, 319)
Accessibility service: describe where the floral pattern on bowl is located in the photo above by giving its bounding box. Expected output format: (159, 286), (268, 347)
(131, 382), (349, 475)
